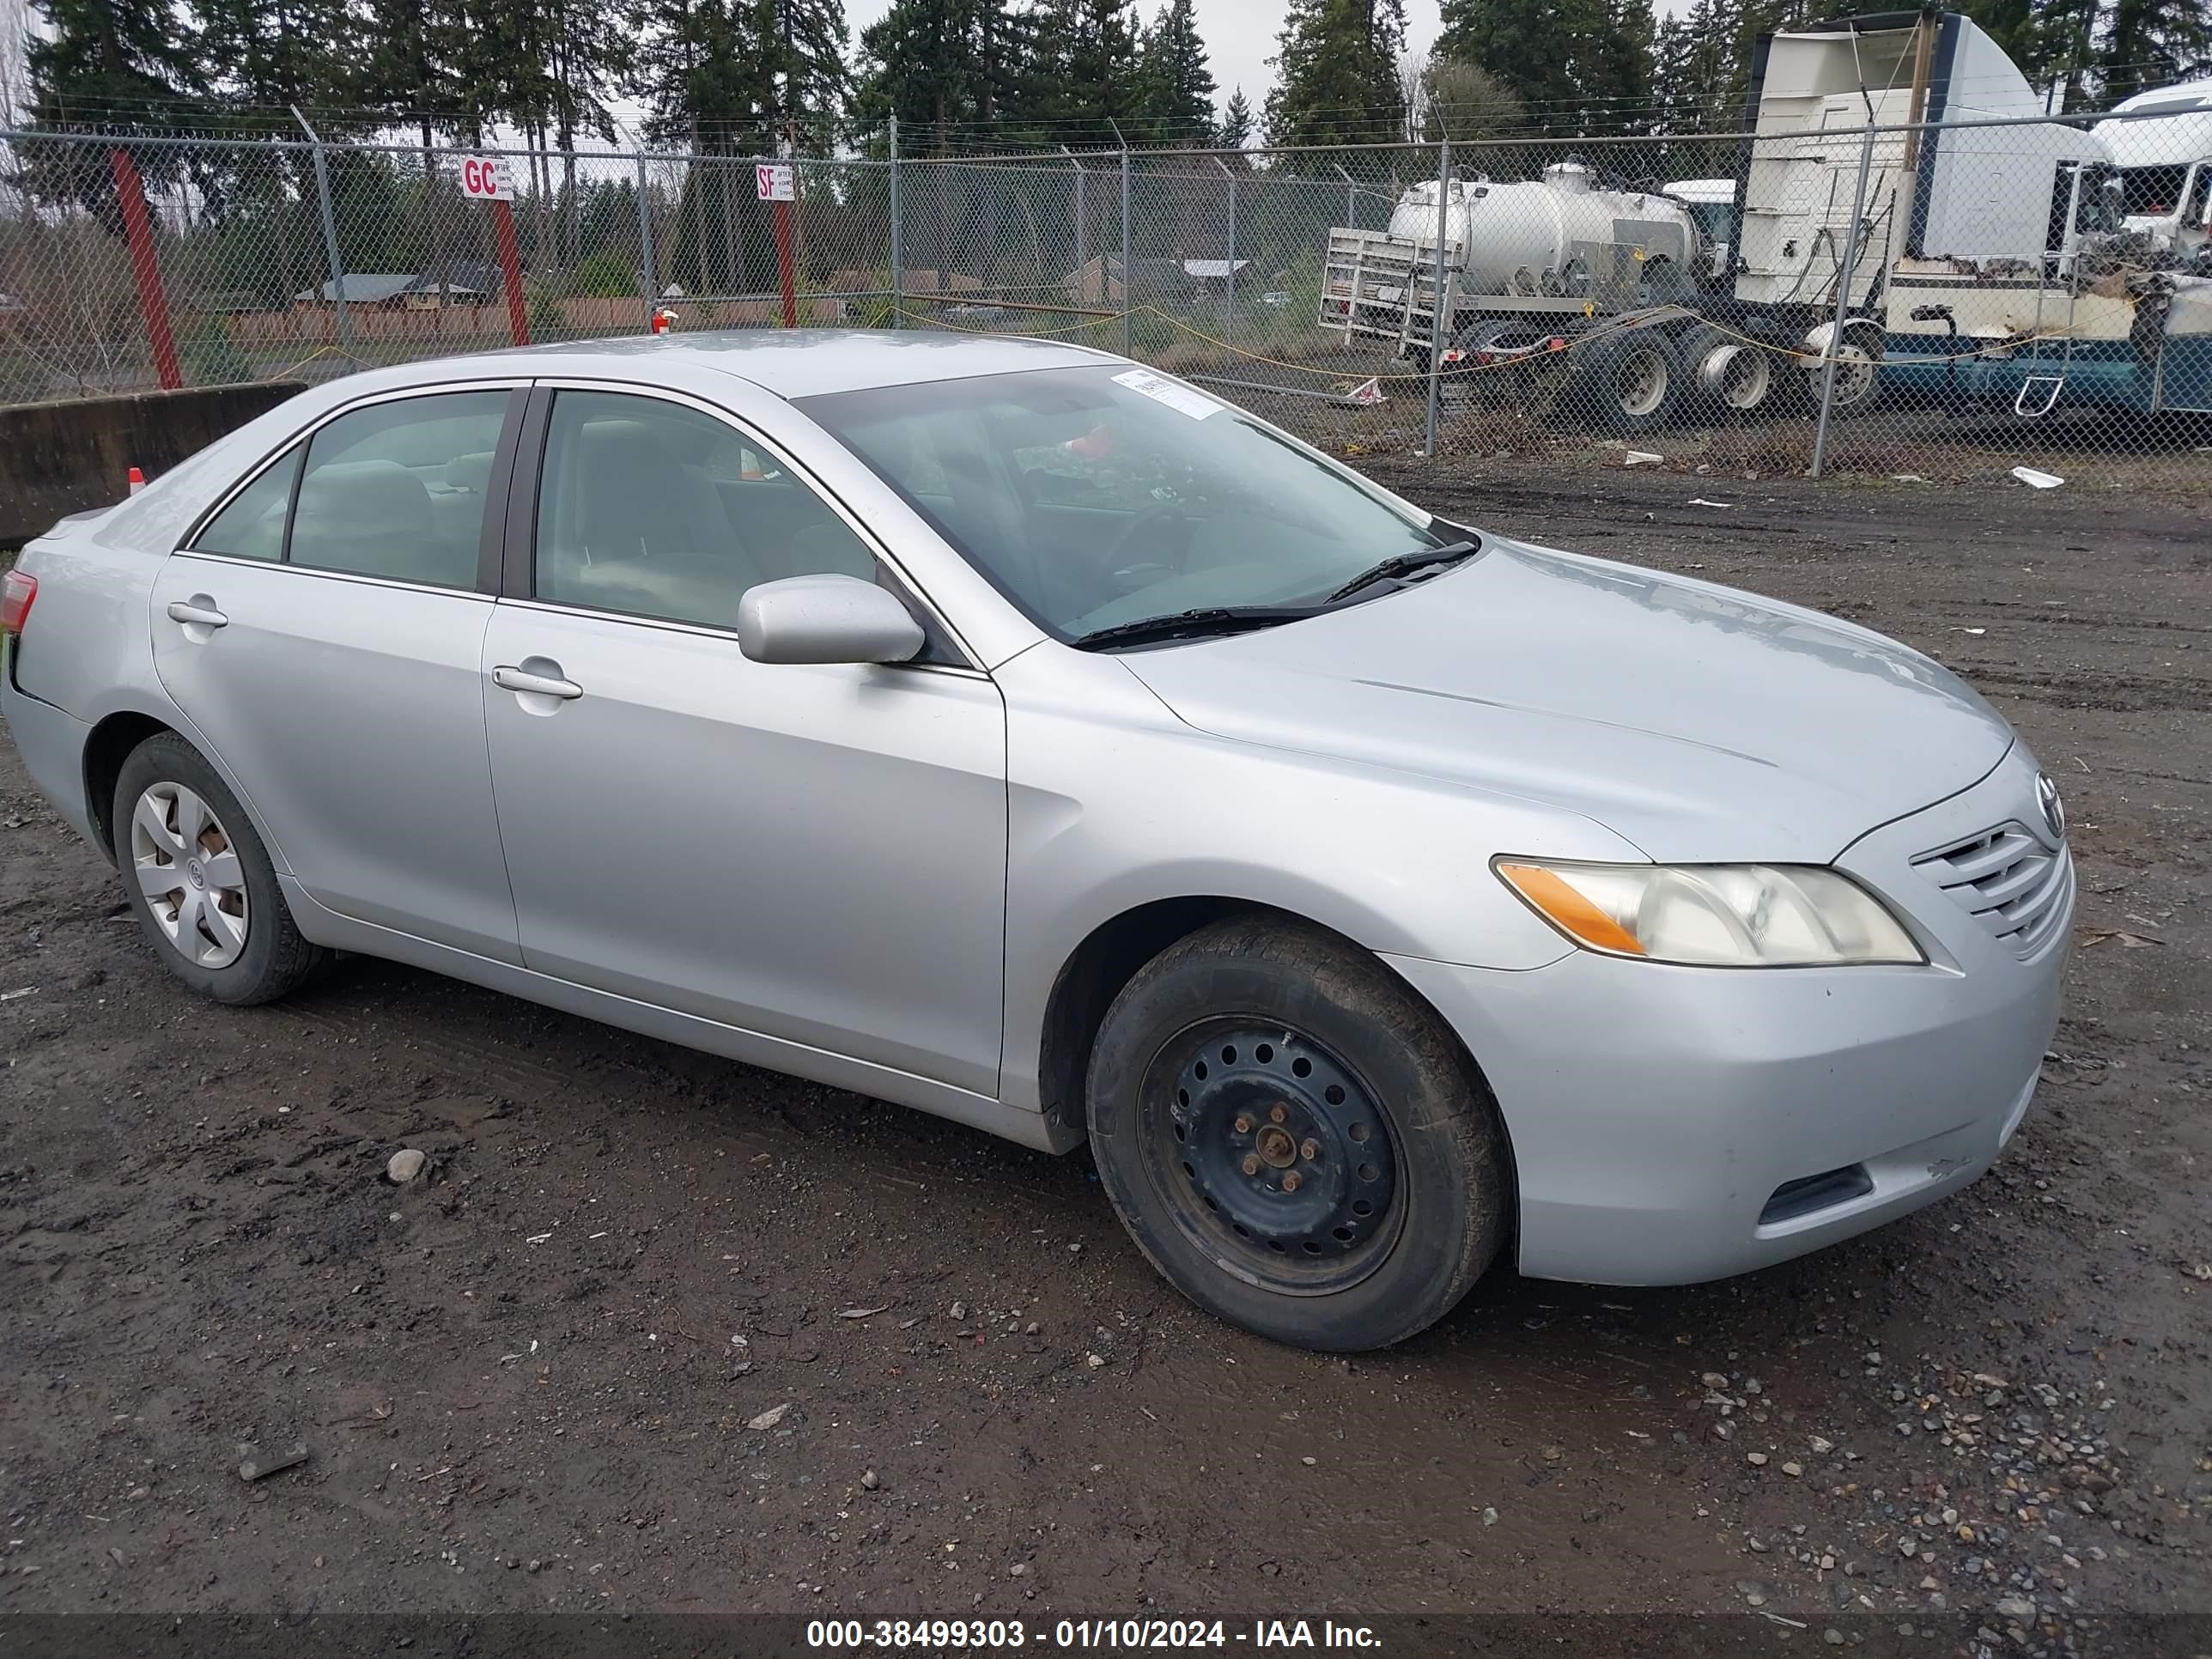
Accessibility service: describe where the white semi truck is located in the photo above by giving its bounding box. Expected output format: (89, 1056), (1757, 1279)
(2093, 78), (2212, 266)
(1320, 7), (2212, 431)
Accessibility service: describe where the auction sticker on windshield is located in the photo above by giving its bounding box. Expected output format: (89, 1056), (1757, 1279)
(1112, 368), (1223, 420)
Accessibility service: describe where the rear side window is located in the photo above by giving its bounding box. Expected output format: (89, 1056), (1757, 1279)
(290, 392), (508, 587)
(194, 447), (301, 562)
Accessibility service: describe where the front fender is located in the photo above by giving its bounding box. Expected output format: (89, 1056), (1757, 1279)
(994, 649), (1627, 1114)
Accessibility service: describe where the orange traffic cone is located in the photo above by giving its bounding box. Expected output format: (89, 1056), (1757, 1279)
(127, 465), (145, 495)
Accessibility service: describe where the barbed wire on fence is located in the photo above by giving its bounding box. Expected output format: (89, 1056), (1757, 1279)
(4, 100), (2211, 493)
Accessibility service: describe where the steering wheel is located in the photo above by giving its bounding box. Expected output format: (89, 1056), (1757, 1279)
(1101, 503), (1195, 589)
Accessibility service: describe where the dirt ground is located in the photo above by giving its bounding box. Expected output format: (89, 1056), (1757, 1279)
(2, 468), (2208, 1647)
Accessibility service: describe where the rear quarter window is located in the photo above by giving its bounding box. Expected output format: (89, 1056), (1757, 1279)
(192, 447), (301, 562)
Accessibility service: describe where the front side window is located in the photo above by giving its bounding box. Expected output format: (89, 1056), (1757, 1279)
(798, 366), (1438, 641)
(289, 391), (509, 586)
(532, 390), (877, 630)
(2118, 163), (2191, 218)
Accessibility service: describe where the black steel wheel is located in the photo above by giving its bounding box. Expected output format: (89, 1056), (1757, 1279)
(1149, 1020), (1402, 1294)
(1086, 916), (1510, 1351)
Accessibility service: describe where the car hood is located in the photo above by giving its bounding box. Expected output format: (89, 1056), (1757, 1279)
(1117, 537), (2013, 864)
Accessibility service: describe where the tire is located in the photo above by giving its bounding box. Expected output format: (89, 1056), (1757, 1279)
(1803, 318), (1886, 415)
(1085, 916), (1510, 1352)
(1674, 323), (1780, 415)
(112, 732), (328, 1006)
(1570, 328), (1680, 435)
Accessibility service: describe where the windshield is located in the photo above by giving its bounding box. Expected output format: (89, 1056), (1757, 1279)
(2117, 162), (2194, 218)
(797, 365), (1441, 640)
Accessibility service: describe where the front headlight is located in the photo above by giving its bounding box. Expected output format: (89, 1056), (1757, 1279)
(1495, 860), (1923, 967)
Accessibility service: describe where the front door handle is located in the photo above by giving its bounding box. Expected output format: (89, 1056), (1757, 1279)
(166, 599), (228, 629)
(492, 664), (583, 701)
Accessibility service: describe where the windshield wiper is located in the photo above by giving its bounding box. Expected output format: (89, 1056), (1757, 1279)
(1323, 538), (1480, 605)
(1069, 605), (1319, 651)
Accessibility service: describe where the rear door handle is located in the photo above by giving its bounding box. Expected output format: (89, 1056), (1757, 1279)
(492, 664), (583, 700)
(166, 600), (228, 629)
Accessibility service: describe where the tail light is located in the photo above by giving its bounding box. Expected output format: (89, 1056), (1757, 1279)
(0, 568), (34, 635)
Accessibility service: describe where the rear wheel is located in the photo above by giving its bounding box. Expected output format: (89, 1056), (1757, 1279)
(112, 732), (328, 1006)
(1676, 323), (1780, 414)
(1085, 916), (1510, 1351)
(1571, 329), (1680, 435)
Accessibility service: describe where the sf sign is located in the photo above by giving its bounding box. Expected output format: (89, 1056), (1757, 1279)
(458, 155), (513, 202)
(756, 163), (794, 203)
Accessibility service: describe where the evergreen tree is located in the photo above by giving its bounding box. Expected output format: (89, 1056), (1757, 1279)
(1264, 0), (1407, 149)
(757, 0), (851, 144)
(848, 0), (988, 148)
(356, 0), (471, 147)
(1435, 0), (1655, 134)
(1217, 84), (1254, 149)
(1066, 0), (1142, 136)
(23, 0), (203, 130)
(1133, 0), (1216, 143)
(21, 0), (205, 222)
(2098, 0), (2209, 100)
(196, 0), (360, 118)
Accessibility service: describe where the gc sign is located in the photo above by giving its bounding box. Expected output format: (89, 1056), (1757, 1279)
(458, 155), (513, 202)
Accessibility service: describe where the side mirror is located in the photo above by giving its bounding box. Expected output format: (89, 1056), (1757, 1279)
(737, 573), (927, 665)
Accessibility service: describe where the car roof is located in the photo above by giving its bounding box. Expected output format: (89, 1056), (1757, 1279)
(356, 329), (1118, 400)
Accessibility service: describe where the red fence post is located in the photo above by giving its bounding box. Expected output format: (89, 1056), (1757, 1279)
(775, 198), (797, 328)
(108, 147), (183, 390)
(494, 199), (530, 347)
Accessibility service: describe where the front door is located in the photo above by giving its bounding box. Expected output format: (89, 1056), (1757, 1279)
(480, 386), (1009, 1095)
(150, 386), (523, 961)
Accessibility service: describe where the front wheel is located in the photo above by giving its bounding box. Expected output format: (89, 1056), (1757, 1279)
(1804, 318), (1886, 414)
(1085, 917), (1510, 1351)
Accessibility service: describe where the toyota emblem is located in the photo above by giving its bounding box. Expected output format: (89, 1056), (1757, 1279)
(2036, 772), (2066, 842)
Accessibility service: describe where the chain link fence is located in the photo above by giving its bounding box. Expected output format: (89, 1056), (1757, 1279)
(5, 105), (2210, 493)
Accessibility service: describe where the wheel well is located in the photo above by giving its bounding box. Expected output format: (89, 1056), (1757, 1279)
(1038, 898), (1247, 1134)
(82, 712), (172, 863)
(1036, 899), (1474, 1132)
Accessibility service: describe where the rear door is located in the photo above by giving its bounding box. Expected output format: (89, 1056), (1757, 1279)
(150, 383), (525, 961)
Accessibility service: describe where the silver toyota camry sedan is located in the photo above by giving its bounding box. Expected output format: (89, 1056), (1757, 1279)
(0, 332), (2071, 1351)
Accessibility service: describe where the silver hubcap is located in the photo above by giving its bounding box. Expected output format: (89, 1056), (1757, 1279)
(131, 782), (250, 969)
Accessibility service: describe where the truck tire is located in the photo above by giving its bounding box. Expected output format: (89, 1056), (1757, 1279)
(1676, 324), (1781, 415)
(1803, 318), (1886, 415)
(1570, 329), (1680, 435)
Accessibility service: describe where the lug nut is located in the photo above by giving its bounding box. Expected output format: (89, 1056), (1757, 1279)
(1242, 1154), (1261, 1176)
(1281, 1171), (1302, 1193)
(1300, 1139), (1320, 1161)
(1270, 1103), (1288, 1124)
(1233, 1114), (1252, 1134)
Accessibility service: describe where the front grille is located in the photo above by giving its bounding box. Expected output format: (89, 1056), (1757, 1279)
(1912, 820), (2073, 958)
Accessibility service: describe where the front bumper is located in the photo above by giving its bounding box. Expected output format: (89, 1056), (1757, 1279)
(1387, 748), (2071, 1285)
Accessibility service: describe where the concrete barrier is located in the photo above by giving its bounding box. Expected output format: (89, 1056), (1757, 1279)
(1, 381), (307, 550)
